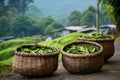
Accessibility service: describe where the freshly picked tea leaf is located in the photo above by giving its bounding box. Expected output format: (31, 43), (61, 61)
(64, 43), (100, 54)
(18, 45), (56, 54)
(79, 32), (111, 39)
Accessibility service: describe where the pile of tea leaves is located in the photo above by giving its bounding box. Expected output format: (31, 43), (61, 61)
(64, 43), (100, 54)
(18, 45), (56, 54)
(79, 32), (111, 39)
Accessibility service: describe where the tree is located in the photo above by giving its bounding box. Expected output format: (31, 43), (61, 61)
(81, 11), (96, 27)
(39, 16), (55, 34)
(99, 0), (120, 35)
(8, 0), (33, 15)
(68, 10), (81, 26)
(25, 5), (43, 20)
(0, 16), (10, 37)
(99, 7), (113, 25)
(51, 21), (63, 29)
(87, 5), (96, 13)
(44, 25), (54, 35)
(39, 16), (55, 27)
(11, 15), (38, 37)
(0, 0), (33, 19)
(81, 6), (96, 27)
(6, 7), (19, 20)
(43, 16), (55, 27)
(0, 0), (5, 17)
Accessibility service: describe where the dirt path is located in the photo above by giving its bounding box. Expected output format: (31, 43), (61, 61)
(0, 39), (120, 80)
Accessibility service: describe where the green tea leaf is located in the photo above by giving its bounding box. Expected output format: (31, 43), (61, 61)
(65, 43), (100, 54)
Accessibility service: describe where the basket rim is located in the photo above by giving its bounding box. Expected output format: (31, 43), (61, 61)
(61, 41), (103, 58)
(78, 35), (115, 41)
(14, 44), (59, 57)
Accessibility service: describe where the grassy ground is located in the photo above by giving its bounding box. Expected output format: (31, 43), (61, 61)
(0, 37), (39, 65)
(39, 32), (84, 49)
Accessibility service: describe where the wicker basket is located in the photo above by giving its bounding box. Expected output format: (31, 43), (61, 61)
(12, 44), (59, 78)
(61, 41), (104, 74)
(78, 35), (115, 62)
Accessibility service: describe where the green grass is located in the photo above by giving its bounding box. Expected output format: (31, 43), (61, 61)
(40, 32), (84, 49)
(0, 37), (39, 50)
(0, 47), (15, 61)
(0, 37), (39, 65)
(0, 57), (14, 65)
(117, 36), (120, 38)
(0, 65), (12, 73)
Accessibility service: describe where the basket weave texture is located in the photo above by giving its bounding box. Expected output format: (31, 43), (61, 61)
(61, 41), (104, 74)
(78, 35), (115, 62)
(12, 44), (59, 78)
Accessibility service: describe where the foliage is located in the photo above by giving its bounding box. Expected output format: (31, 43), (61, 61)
(99, 7), (113, 25)
(0, 37), (38, 50)
(0, 37), (39, 64)
(67, 5), (112, 27)
(0, 0), (5, 17)
(81, 11), (95, 27)
(0, 57), (13, 65)
(87, 5), (96, 13)
(81, 5), (96, 26)
(51, 21), (63, 29)
(39, 16), (63, 35)
(0, 47), (15, 61)
(65, 43), (100, 54)
(44, 25), (54, 35)
(68, 10), (81, 26)
(39, 16), (55, 34)
(11, 15), (39, 37)
(99, 0), (120, 35)
(26, 5), (43, 20)
(0, 0), (33, 17)
(19, 45), (56, 54)
(39, 16), (55, 27)
(79, 32), (111, 39)
(40, 32), (84, 49)
(8, 0), (33, 15)
(0, 16), (10, 37)
(98, 0), (120, 21)
(0, 64), (12, 73)
(0, 0), (35, 37)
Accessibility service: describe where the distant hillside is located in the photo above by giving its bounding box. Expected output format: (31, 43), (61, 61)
(30, 0), (97, 25)
(31, 0), (96, 16)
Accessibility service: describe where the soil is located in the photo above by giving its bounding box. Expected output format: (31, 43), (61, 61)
(0, 38), (120, 80)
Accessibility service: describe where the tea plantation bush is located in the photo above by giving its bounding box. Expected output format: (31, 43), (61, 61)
(0, 37), (39, 65)
(40, 32), (84, 49)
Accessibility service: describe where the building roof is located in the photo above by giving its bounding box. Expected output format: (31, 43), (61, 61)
(100, 24), (116, 29)
(65, 26), (85, 31)
(77, 27), (96, 33)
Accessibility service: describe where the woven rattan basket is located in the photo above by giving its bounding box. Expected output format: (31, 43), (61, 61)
(61, 41), (104, 74)
(12, 44), (59, 78)
(78, 35), (115, 62)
